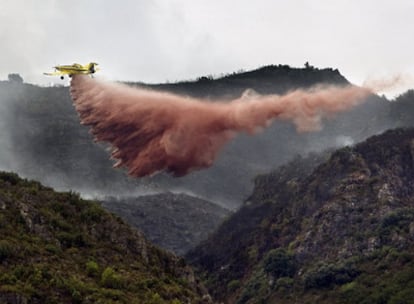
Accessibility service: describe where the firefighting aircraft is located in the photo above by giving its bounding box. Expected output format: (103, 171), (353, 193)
(44, 62), (99, 79)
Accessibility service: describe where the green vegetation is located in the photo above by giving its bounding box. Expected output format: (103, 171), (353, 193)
(263, 248), (296, 279)
(0, 172), (206, 303)
(86, 261), (100, 278)
(188, 128), (414, 303)
(0, 240), (14, 262)
(304, 260), (359, 289)
(100, 267), (124, 289)
(338, 251), (414, 304)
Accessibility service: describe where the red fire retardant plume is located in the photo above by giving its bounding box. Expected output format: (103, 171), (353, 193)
(70, 75), (371, 177)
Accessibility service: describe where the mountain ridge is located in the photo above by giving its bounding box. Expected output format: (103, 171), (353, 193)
(187, 128), (414, 304)
(140, 64), (349, 99)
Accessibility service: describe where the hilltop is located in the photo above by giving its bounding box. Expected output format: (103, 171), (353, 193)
(140, 64), (349, 99)
(0, 172), (211, 303)
(187, 128), (414, 304)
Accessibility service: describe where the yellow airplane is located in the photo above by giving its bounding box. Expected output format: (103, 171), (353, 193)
(44, 62), (99, 79)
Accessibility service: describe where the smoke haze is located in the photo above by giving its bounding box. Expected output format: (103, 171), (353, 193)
(363, 74), (414, 96)
(70, 75), (372, 177)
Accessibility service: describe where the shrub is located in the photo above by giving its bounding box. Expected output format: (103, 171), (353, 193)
(101, 267), (123, 289)
(304, 262), (359, 289)
(275, 277), (294, 290)
(63, 276), (87, 304)
(86, 260), (99, 277)
(56, 232), (87, 248)
(81, 203), (105, 223)
(0, 273), (18, 284)
(146, 293), (164, 304)
(0, 214), (6, 229)
(380, 209), (414, 232)
(0, 240), (14, 261)
(45, 244), (61, 255)
(227, 279), (241, 292)
(263, 248), (296, 278)
(0, 172), (20, 185)
(389, 287), (414, 304)
(236, 270), (267, 304)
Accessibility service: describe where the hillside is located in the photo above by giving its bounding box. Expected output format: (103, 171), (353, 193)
(101, 193), (230, 256)
(187, 128), (414, 304)
(0, 65), (398, 209)
(0, 172), (211, 304)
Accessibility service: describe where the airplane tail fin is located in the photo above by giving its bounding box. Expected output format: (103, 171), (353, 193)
(44, 72), (60, 76)
(87, 62), (99, 74)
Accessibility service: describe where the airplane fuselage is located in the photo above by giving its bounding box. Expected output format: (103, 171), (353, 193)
(44, 62), (98, 79)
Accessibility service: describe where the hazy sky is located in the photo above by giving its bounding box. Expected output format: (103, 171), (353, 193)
(1, 0), (413, 94)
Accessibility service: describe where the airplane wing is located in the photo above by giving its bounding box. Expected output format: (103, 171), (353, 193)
(55, 64), (87, 72)
(43, 71), (64, 76)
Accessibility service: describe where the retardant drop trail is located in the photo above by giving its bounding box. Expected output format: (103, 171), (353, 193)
(70, 75), (372, 177)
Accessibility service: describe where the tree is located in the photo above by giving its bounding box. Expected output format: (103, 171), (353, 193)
(263, 248), (296, 278)
(8, 73), (23, 83)
(304, 61), (315, 69)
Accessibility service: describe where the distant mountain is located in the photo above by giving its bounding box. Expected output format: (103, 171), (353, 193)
(0, 65), (405, 209)
(139, 64), (349, 99)
(0, 172), (211, 303)
(101, 193), (230, 256)
(390, 89), (414, 128)
(187, 128), (414, 304)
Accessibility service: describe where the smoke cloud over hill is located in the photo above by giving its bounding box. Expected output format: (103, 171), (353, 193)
(363, 73), (414, 96)
(70, 75), (372, 177)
